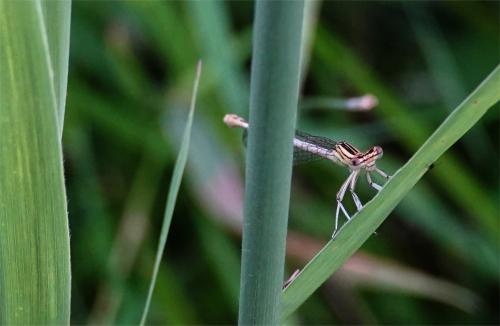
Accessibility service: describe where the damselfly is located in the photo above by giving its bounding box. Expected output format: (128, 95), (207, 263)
(223, 114), (390, 238)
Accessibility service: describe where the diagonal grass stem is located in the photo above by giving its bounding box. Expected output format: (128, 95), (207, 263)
(139, 61), (202, 325)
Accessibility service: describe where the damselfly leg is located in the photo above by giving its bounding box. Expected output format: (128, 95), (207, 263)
(366, 172), (382, 191)
(350, 170), (363, 210)
(332, 168), (389, 238)
(333, 171), (356, 236)
(333, 169), (364, 237)
(366, 167), (389, 192)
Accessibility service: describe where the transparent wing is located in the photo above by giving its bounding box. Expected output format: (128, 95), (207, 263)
(294, 130), (337, 149)
(242, 129), (337, 165)
(293, 147), (325, 165)
(293, 130), (337, 165)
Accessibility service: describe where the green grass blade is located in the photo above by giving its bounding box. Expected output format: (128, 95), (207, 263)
(0, 1), (71, 323)
(281, 65), (500, 319)
(139, 61), (202, 325)
(124, 1), (196, 76)
(299, 0), (321, 85)
(315, 30), (498, 242)
(187, 0), (248, 115)
(238, 2), (304, 324)
(41, 0), (71, 136)
(406, 4), (493, 161)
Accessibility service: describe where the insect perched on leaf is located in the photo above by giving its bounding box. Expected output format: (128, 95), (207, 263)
(223, 114), (389, 238)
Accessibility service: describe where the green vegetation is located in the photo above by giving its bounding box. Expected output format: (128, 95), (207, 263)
(1, 1), (498, 324)
(0, 1), (71, 323)
(140, 61), (202, 325)
(238, 2), (304, 324)
(282, 65), (499, 319)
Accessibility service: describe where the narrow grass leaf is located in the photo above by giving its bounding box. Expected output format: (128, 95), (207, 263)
(343, 254), (480, 313)
(405, 4), (493, 162)
(139, 61), (202, 325)
(315, 30), (498, 242)
(299, 0), (321, 85)
(41, 0), (71, 135)
(281, 65), (500, 319)
(187, 0), (249, 115)
(124, 1), (196, 76)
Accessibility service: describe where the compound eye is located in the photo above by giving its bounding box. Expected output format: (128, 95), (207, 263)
(373, 146), (383, 158)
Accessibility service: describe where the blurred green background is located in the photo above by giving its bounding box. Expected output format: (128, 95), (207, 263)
(64, 1), (499, 324)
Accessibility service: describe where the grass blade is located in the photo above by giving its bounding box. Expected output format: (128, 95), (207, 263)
(406, 4), (493, 162)
(187, 0), (248, 115)
(299, 0), (322, 86)
(0, 1), (71, 323)
(342, 253), (479, 313)
(139, 60), (202, 325)
(41, 0), (71, 136)
(281, 65), (500, 319)
(315, 30), (498, 242)
(238, 2), (304, 324)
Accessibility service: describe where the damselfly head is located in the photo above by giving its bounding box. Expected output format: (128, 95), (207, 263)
(348, 145), (384, 169)
(362, 146), (383, 170)
(368, 146), (383, 160)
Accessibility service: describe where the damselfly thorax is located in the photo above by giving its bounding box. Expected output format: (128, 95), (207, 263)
(223, 113), (389, 238)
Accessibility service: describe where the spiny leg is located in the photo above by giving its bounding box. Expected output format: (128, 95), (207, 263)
(366, 172), (382, 191)
(333, 171), (356, 238)
(349, 170), (363, 211)
(375, 167), (390, 179)
(333, 204), (351, 239)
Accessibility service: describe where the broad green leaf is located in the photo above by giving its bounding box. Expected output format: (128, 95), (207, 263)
(0, 0), (71, 323)
(238, 2), (304, 325)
